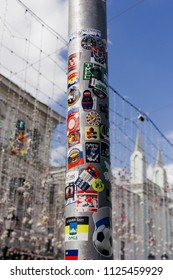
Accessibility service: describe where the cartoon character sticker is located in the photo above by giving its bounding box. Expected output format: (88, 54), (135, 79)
(85, 142), (100, 163)
(81, 90), (93, 111)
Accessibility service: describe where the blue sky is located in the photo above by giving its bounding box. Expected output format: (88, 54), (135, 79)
(1, 0), (172, 137)
(1, 0), (173, 169)
(107, 0), (173, 137)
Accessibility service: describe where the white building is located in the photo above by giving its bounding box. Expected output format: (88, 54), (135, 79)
(112, 130), (173, 260)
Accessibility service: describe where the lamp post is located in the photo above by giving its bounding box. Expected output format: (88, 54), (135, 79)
(65, 0), (113, 260)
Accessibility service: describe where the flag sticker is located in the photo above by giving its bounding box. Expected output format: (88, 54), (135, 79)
(65, 216), (89, 241)
(65, 249), (78, 260)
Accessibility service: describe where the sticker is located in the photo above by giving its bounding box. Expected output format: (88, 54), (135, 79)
(68, 146), (84, 169)
(85, 142), (100, 163)
(99, 103), (108, 119)
(83, 62), (103, 80)
(75, 164), (101, 191)
(81, 90), (93, 111)
(67, 108), (79, 136)
(68, 86), (80, 107)
(92, 178), (104, 192)
(76, 190), (98, 212)
(89, 77), (108, 99)
(92, 207), (113, 257)
(101, 142), (110, 159)
(86, 111), (101, 126)
(81, 36), (97, 50)
(91, 46), (107, 67)
(101, 161), (111, 182)
(100, 124), (109, 141)
(68, 53), (80, 72)
(68, 71), (79, 88)
(96, 38), (106, 51)
(65, 182), (75, 206)
(65, 216), (89, 241)
(65, 249), (78, 260)
(68, 131), (80, 148)
(69, 28), (101, 42)
(85, 126), (100, 141)
(66, 171), (79, 184)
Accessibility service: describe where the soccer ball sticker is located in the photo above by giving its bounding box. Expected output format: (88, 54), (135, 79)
(92, 207), (113, 257)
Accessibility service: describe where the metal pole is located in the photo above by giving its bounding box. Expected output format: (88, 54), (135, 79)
(65, 0), (113, 260)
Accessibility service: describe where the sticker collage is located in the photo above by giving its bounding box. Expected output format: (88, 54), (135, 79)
(65, 28), (113, 259)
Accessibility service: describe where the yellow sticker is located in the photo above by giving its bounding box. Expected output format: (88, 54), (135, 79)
(92, 178), (104, 192)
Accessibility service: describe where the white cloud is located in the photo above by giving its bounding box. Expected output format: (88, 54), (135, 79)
(50, 145), (66, 167)
(0, 0), (68, 110)
(166, 131), (173, 142)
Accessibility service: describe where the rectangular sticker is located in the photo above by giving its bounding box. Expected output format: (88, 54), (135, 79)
(85, 126), (100, 141)
(76, 190), (98, 212)
(101, 141), (110, 159)
(75, 164), (100, 191)
(65, 216), (89, 241)
(65, 249), (78, 260)
(68, 53), (80, 73)
(85, 142), (100, 163)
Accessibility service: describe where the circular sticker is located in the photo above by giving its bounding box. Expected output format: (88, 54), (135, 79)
(68, 148), (80, 166)
(81, 36), (96, 50)
(92, 178), (104, 192)
(86, 111), (101, 126)
(68, 86), (80, 106)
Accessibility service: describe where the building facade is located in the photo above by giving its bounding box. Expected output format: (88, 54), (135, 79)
(1, 74), (173, 259)
(0, 74), (64, 259)
(112, 130), (173, 260)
